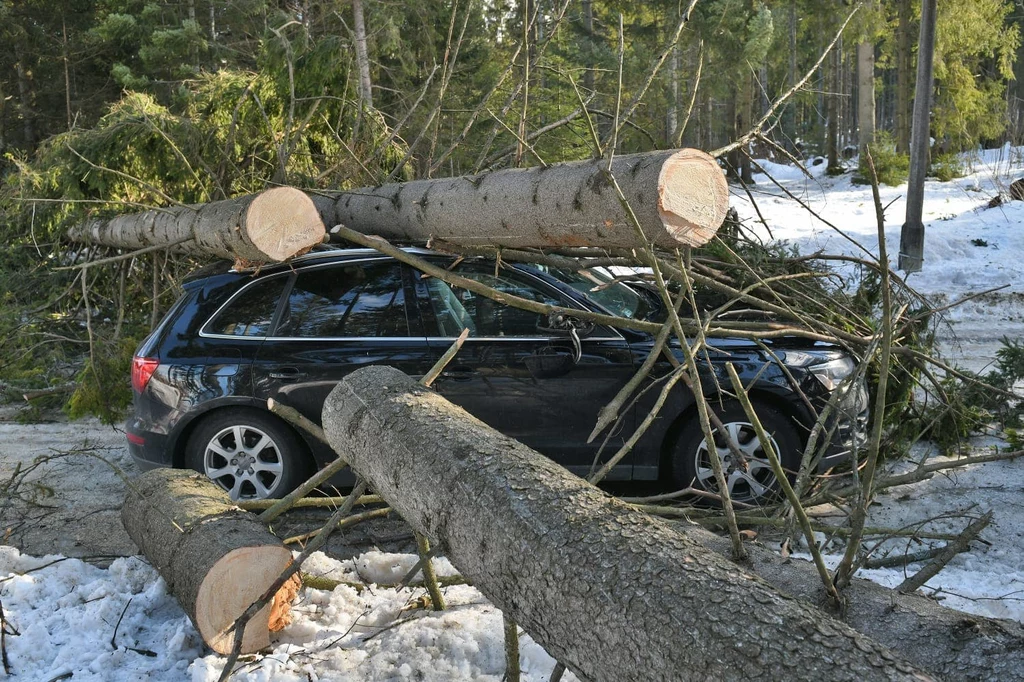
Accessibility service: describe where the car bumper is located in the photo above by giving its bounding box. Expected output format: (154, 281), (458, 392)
(125, 417), (174, 471)
(815, 380), (870, 472)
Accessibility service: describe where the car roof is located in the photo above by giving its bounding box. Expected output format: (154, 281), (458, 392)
(182, 245), (438, 284)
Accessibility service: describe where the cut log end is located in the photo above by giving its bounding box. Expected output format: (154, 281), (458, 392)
(657, 148), (729, 247)
(197, 545), (296, 655)
(244, 187), (325, 262)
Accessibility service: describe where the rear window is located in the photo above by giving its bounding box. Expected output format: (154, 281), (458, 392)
(277, 262), (412, 338)
(205, 276), (287, 337)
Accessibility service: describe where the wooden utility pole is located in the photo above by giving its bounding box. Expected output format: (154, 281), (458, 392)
(900, 0), (937, 274)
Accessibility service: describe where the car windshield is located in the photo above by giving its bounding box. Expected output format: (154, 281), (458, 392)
(537, 266), (653, 321)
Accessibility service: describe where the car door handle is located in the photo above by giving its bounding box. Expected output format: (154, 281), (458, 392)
(440, 369), (478, 381)
(268, 367), (306, 381)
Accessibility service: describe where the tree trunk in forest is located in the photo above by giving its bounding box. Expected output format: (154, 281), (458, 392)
(896, 0), (913, 155)
(827, 43), (842, 173)
(14, 46), (35, 148)
(786, 3), (798, 150)
(738, 71), (753, 184)
(315, 148), (729, 249)
(121, 469), (299, 654)
(666, 45), (679, 146)
(322, 366), (933, 682)
(900, 0), (937, 274)
(67, 187), (326, 263)
(62, 17), (72, 132)
(582, 0), (595, 93)
(353, 0), (373, 109)
(857, 38), (875, 156)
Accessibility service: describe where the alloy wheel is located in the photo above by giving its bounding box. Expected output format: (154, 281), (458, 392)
(202, 424), (285, 501)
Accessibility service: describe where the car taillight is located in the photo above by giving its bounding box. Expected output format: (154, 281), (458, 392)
(132, 356), (159, 393)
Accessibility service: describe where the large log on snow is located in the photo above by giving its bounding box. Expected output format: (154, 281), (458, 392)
(122, 468), (299, 654)
(322, 366), (929, 682)
(69, 187), (325, 263)
(692, 527), (1024, 682)
(314, 148), (728, 249)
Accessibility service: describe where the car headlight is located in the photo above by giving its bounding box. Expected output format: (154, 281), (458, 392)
(782, 351), (858, 391)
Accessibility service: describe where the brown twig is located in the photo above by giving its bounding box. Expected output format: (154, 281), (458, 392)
(282, 507), (392, 545)
(726, 362), (842, 607)
(415, 533), (446, 611)
(421, 328), (470, 388)
(259, 399), (349, 524)
(503, 613), (521, 682)
(240, 494), (382, 511)
(267, 398), (328, 444)
(300, 572), (468, 593)
(897, 512), (992, 594)
(0, 597), (15, 675)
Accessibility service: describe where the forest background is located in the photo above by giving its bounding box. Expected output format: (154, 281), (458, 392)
(0, 0), (1021, 418)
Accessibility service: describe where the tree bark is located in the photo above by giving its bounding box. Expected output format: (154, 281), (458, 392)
(322, 366), (933, 682)
(353, 0), (373, 109)
(121, 468), (298, 654)
(857, 38), (875, 156)
(895, 0), (913, 155)
(13, 45), (35, 148)
(314, 148), (728, 249)
(67, 187), (325, 263)
(666, 44), (679, 146)
(691, 526), (1024, 682)
(827, 41), (842, 173)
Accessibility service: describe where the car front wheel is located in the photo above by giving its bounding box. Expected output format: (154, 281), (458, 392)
(673, 401), (802, 505)
(186, 409), (311, 501)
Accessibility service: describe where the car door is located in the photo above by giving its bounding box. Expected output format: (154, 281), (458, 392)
(252, 258), (431, 457)
(413, 262), (637, 479)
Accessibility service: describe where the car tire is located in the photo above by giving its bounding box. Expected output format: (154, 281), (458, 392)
(672, 400), (802, 505)
(186, 408), (312, 501)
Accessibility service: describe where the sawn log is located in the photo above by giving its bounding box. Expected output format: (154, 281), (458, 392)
(121, 468), (299, 654)
(322, 365), (931, 682)
(68, 187), (325, 263)
(314, 148), (728, 249)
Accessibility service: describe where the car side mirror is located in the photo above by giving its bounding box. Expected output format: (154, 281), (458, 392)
(538, 311), (595, 364)
(538, 311), (596, 337)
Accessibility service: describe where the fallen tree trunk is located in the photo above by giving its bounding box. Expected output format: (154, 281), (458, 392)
(690, 527), (1024, 682)
(68, 187), (325, 263)
(121, 468), (299, 654)
(314, 148), (728, 249)
(322, 366), (930, 682)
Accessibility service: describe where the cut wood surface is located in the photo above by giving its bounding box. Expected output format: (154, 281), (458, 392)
(121, 468), (297, 654)
(68, 187), (325, 263)
(314, 148), (728, 249)
(322, 365), (931, 682)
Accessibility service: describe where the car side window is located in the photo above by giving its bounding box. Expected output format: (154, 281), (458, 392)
(206, 276), (288, 337)
(423, 270), (561, 337)
(277, 262), (412, 338)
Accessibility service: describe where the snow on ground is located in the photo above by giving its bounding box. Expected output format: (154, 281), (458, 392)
(4, 149), (1024, 680)
(739, 145), (1024, 299)
(0, 547), (575, 682)
(735, 145), (1024, 371)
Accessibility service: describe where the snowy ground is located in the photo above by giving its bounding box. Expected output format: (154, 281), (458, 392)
(4, 149), (1024, 680)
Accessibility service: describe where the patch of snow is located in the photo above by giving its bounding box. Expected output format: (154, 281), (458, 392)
(0, 547), (576, 682)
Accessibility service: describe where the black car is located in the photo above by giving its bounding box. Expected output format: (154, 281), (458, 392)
(126, 247), (868, 503)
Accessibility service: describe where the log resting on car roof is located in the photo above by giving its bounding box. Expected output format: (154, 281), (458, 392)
(67, 187), (326, 263)
(312, 148), (728, 249)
